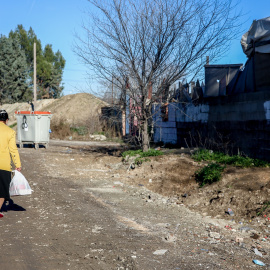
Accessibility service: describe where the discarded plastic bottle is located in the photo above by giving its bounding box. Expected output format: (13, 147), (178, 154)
(228, 208), (234, 216)
(253, 259), (265, 266)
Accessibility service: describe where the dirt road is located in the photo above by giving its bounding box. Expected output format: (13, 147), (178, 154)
(0, 141), (268, 269)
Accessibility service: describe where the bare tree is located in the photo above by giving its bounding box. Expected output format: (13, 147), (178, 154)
(75, 0), (241, 151)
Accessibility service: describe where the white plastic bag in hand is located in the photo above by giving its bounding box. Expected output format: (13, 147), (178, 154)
(9, 171), (33, 196)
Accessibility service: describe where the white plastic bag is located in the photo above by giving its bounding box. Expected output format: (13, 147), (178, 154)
(9, 171), (33, 196)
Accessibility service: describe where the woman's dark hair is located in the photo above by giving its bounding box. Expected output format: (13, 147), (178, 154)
(0, 110), (9, 121)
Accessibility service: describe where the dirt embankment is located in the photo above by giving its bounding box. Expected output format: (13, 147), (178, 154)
(122, 153), (270, 223)
(2, 93), (107, 125)
(2, 93), (108, 139)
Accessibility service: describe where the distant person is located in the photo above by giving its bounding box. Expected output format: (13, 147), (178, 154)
(0, 110), (21, 218)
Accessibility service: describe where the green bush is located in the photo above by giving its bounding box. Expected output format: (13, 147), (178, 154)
(122, 149), (163, 165)
(195, 163), (225, 187)
(122, 149), (163, 159)
(70, 126), (88, 136)
(192, 149), (269, 168)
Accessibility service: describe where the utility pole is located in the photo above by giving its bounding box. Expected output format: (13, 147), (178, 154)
(33, 42), (37, 111)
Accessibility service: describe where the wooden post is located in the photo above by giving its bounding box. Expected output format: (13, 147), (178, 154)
(206, 56), (209, 65)
(112, 75), (114, 105)
(122, 79), (127, 136)
(33, 42), (37, 111)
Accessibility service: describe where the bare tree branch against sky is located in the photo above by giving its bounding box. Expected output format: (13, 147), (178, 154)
(74, 0), (244, 151)
(0, 0), (269, 95)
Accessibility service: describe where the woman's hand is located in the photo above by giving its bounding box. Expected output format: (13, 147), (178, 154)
(15, 167), (21, 172)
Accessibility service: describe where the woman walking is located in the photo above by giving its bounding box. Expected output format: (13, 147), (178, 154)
(0, 110), (21, 217)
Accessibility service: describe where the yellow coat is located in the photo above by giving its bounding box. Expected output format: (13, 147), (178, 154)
(0, 122), (21, 171)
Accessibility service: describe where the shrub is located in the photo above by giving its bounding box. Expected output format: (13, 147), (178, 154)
(122, 149), (163, 158)
(50, 119), (72, 139)
(70, 126), (88, 136)
(122, 149), (163, 165)
(192, 149), (269, 168)
(195, 163), (225, 187)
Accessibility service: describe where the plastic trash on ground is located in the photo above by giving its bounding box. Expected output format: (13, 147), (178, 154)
(253, 259), (265, 266)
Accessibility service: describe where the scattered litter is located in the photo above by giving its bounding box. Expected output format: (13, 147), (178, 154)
(153, 249), (168, 255)
(129, 163), (135, 170)
(250, 233), (260, 240)
(226, 208), (234, 216)
(70, 159), (74, 161)
(253, 259), (265, 266)
(164, 233), (177, 243)
(254, 248), (263, 257)
(149, 179), (152, 183)
(138, 184), (144, 186)
(239, 227), (252, 232)
(235, 237), (244, 243)
(114, 181), (123, 186)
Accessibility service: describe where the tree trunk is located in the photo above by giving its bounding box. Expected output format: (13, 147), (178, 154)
(142, 120), (149, 152)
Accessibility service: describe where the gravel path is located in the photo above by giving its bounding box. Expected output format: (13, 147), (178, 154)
(0, 142), (268, 269)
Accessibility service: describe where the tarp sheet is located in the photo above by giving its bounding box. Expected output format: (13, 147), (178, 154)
(241, 17), (270, 57)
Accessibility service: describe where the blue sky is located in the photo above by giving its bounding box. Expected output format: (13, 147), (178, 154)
(0, 0), (269, 96)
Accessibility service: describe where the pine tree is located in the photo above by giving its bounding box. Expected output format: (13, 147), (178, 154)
(10, 25), (65, 99)
(0, 36), (31, 103)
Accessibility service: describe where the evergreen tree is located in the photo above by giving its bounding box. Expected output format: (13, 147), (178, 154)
(0, 35), (31, 103)
(37, 45), (65, 99)
(9, 25), (65, 100)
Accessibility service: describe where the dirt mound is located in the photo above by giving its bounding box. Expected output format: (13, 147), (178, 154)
(122, 153), (270, 222)
(1, 93), (108, 137)
(1, 99), (55, 125)
(43, 93), (108, 125)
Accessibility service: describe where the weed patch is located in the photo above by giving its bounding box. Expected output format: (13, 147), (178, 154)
(70, 126), (88, 136)
(122, 149), (163, 165)
(192, 149), (269, 168)
(257, 201), (270, 216)
(122, 149), (163, 159)
(195, 163), (225, 187)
